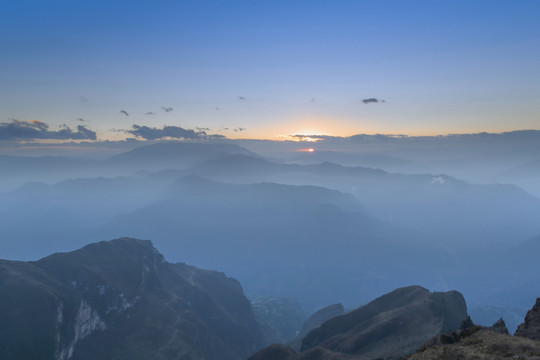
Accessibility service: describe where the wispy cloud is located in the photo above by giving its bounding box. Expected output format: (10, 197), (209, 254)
(0, 119), (97, 140)
(362, 98), (386, 104)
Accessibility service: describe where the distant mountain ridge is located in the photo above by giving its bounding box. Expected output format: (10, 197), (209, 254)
(0, 141), (255, 192)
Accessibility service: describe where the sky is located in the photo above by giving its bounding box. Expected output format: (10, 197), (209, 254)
(1, 0), (540, 143)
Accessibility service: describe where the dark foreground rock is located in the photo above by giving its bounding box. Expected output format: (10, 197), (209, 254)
(515, 298), (540, 340)
(0, 238), (263, 360)
(407, 328), (540, 360)
(408, 305), (540, 360)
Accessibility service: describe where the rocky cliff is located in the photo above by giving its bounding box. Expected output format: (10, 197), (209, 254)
(0, 238), (263, 360)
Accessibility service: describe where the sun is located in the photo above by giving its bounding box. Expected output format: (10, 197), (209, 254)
(295, 148), (316, 153)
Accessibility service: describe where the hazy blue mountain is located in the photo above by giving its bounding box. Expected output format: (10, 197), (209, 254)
(180, 154), (540, 247)
(0, 176), (172, 259)
(2, 151), (540, 314)
(0, 142), (254, 193)
(504, 157), (540, 178)
(287, 150), (409, 169)
(102, 176), (457, 310)
(501, 158), (540, 197)
(249, 296), (307, 345)
(0, 238), (264, 360)
(107, 141), (256, 170)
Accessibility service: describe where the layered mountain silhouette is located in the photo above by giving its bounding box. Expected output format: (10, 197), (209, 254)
(0, 142), (253, 192)
(0, 238), (263, 360)
(2, 144), (540, 316)
(107, 142), (256, 170)
(179, 153), (540, 247)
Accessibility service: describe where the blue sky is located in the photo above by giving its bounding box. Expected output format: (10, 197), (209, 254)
(1, 0), (539, 141)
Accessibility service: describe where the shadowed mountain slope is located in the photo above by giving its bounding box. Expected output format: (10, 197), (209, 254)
(250, 286), (468, 360)
(0, 238), (263, 360)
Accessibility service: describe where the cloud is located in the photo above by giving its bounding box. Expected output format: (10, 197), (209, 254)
(76, 125), (98, 139)
(162, 106), (174, 112)
(120, 110), (129, 116)
(127, 125), (206, 140)
(233, 127), (246, 132)
(362, 98), (386, 104)
(0, 119), (97, 140)
(431, 176), (446, 185)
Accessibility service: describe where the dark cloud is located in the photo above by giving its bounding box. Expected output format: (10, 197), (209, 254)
(77, 118), (86, 122)
(120, 110), (129, 116)
(162, 106), (174, 112)
(76, 125), (98, 139)
(238, 96), (245, 100)
(362, 98), (385, 104)
(0, 119), (97, 140)
(127, 125), (206, 140)
(233, 127), (246, 132)
(196, 127), (210, 131)
(145, 112), (156, 115)
(79, 96), (88, 103)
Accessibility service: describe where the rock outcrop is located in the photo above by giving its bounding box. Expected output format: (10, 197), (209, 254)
(492, 318), (509, 334)
(515, 298), (540, 340)
(407, 300), (540, 359)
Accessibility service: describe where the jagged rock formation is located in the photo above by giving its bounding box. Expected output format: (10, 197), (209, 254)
(515, 298), (540, 340)
(0, 238), (263, 360)
(407, 301), (540, 359)
(492, 318), (509, 334)
(250, 285), (468, 360)
(407, 328), (540, 360)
